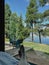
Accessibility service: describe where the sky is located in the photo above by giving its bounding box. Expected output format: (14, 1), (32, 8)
(5, 0), (49, 20)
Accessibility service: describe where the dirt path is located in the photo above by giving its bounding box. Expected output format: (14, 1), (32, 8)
(26, 50), (49, 65)
(14, 49), (49, 65)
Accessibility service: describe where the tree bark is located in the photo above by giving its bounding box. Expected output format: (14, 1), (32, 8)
(39, 31), (41, 43)
(32, 22), (33, 41)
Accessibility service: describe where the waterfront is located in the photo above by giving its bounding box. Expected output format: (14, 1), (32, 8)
(24, 33), (49, 44)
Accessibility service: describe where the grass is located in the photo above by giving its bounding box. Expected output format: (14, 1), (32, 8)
(22, 42), (49, 54)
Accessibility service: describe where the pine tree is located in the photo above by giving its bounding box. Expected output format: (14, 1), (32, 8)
(5, 4), (11, 38)
(26, 0), (48, 43)
(26, 0), (38, 41)
(9, 13), (18, 41)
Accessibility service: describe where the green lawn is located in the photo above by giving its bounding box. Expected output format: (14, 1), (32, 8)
(22, 42), (49, 53)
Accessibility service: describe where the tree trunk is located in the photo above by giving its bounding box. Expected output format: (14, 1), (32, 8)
(32, 23), (33, 41)
(39, 31), (41, 43)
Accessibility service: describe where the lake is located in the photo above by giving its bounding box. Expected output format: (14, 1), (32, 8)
(24, 32), (49, 44)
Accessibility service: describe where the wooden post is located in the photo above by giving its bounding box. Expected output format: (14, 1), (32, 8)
(0, 0), (4, 51)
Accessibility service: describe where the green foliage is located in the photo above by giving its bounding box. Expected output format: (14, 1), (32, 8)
(43, 10), (49, 17)
(36, 13), (43, 20)
(5, 4), (30, 41)
(5, 4), (11, 38)
(16, 14), (30, 40)
(9, 13), (18, 40)
(26, 0), (38, 22)
(29, 0), (36, 8)
(39, 0), (47, 6)
(5, 4), (11, 19)
(26, 0), (44, 23)
(43, 28), (49, 36)
(16, 14), (24, 39)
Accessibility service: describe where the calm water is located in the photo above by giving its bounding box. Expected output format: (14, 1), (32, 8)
(24, 33), (49, 44)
